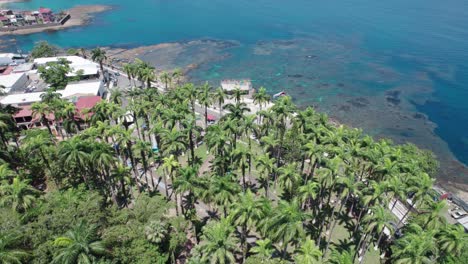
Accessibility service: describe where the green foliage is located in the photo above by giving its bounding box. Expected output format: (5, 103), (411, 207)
(30, 41), (59, 59)
(0, 62), (458, 264)
(37, 59), (78, 90)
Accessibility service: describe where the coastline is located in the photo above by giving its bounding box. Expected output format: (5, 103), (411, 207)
(0, 5), (112, 36)
(104, 41), (468, 202)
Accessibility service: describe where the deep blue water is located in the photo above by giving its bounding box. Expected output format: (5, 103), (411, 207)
(2, 0), (468, 172)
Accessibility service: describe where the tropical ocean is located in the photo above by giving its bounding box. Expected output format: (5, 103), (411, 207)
(2, 0), (468, 190)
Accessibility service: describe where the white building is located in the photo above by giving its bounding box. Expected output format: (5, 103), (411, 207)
(0, 72), (29, 93)
(0, 91), (44, 107)
(59, 81), (105, 99)
(34, 56), (100, 79)
(0, 81), (105, 107)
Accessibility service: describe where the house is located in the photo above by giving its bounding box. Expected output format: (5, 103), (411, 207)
(12, 95), (102, 132)
(0, 91), (44, 107)
(34, 56), (100, 79)
(0, 16), (10, 26)
(59, 81), (106, 99)
(0, 72), (29, 93)
(38, 7), (53, 22)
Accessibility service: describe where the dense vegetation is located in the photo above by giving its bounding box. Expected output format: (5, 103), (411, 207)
(0, 47), (467, 263)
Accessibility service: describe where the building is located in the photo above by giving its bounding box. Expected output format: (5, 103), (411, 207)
(13, 95), (102, 132)
(0, 72), (29, 93)
(59, 81), (106, 99)
(0, 91), (44, 107)
(34, 56), (100, 79)
(221, 79), (252, 94)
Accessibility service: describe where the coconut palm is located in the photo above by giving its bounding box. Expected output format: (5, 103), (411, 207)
(0, 177), (40, 212)
(263, 199), (309, 258)
(214, 87), (227, 116)
(229, 189), (271, 261)
(58, 137), (91, 185)
(277, 162), (301, 199)
(198, 82), (213, 129)
(173, 166), (202, 216)
(294, 238), (322, 264)
(0, 231), (28, 264)
(255, 154), (275, 197)
(207, 174), (241, 217)
(31, 102), (53, 136)
(232, 145), (252, 191)
(161, 155), (179, 198)
(91, 47), (107, 80)
(298, 180), (319, 210)
(437, 224), (467, 259)
(358, 205), (395, 263)
(197, 218), (239, 264)
(328, 249), (354, 264)
(391, 224), (437, 264)
(52, 221), (106, 264)
(160, 71), (172, 90)
(250, 238), (275, 262)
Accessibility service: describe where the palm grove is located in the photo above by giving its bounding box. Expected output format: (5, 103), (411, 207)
(0, 44), (467, 264)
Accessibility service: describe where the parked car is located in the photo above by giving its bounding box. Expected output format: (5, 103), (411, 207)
(451, 210), (468, 219)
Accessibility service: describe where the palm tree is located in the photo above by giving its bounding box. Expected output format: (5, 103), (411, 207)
(232, 145), (251, 191)
(255, 154), (275, 197)
(214, 87), (227, 117)
(207, 175), (241, 217)
(58, 137), (91, 185)
(139, 66), (156, 88)
(91, 47), (107, 81)
(358, 205), (395, 263)
(123, 63), (137, 87)
(253, 87), (270, 122)
(263, 199), (308, 258)
(229, 189), (271, 262)
(250, 239), (275, 262)
(298, 180), (319, 210)
(197, 218), (239, 263)
(391, 224), (437, 264)
(232, 87), (244, 103)
(0, 177), (40, 212)
(160, 71), (172, 90)
(198, 82), (213, 129)
(437, 224), (467, 259)
(173, 166), (202, 216)
(277, 162), (301, 199)
(161, 155), (179, 198)
(52, 221), (106, 264)
(0, 231), (28, 264)
(328, 249), (354, 264)
(294, 238), (322, 264)
(31, 102), (53, 136)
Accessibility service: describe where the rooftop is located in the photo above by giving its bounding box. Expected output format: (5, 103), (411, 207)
(0, 91), (44, 106)
(0, 72), (26, 88)
(59, 81), (103, 99)
(221, 79), (252, 91)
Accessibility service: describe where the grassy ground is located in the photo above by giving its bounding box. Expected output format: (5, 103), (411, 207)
(324, 223), (381, 263)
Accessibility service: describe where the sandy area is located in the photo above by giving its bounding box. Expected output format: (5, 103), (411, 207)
(0, 5), (112, 36)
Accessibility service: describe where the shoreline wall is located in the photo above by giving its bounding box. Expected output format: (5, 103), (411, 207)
(0, 14), (70, 32)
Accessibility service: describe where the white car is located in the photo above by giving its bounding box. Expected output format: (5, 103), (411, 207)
(451, 210), (468, 219)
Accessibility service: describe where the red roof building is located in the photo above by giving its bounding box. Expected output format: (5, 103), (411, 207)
(38, 7), (52, 14)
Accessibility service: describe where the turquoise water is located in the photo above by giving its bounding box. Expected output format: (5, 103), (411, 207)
(2, 1), (468, 179)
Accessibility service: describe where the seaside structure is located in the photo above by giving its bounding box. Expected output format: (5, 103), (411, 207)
(221, 79), (252, 94)
(0, 7), (69, 32)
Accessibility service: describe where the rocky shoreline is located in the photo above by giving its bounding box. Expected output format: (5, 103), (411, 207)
(0, 5), (112, 36)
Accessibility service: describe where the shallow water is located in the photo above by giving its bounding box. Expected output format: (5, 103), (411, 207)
(2, 0), (468, 184)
